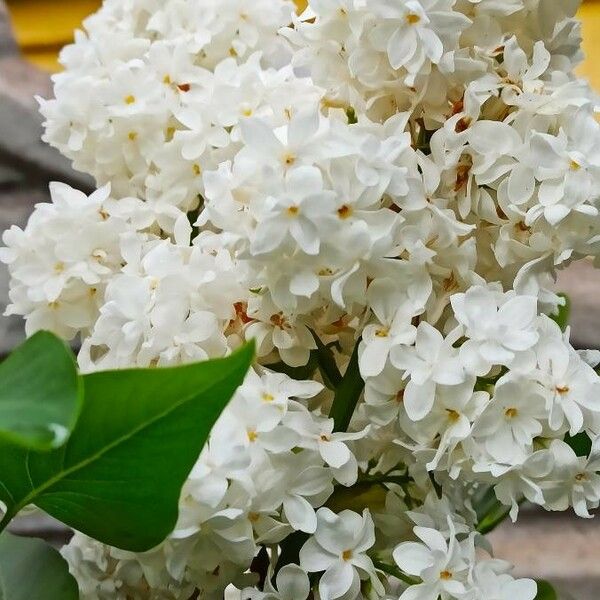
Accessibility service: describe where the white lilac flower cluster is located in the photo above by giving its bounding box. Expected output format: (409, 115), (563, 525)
(3, 0), (600, 598)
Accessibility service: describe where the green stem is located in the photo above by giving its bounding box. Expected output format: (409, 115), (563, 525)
(373, 560), (421, 586)
(360, 474), (410, 487)
(475, 491), (523, 535)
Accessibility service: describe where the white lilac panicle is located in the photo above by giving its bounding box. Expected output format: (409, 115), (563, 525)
(3, 0), (600, 598)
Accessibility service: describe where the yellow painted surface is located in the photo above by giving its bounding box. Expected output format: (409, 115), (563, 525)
(4, 0), (600, 82)
(579, 2), (600, 91)
(6, 0), (101, 71)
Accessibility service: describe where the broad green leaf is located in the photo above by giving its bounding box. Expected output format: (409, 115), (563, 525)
(0, 332), (81, 450)
(329, 340), (364, 432)
(551, 294), (571, 332)
(0, 343), (254, 552)
(0, 532), (78, 600)
(536, 580), (558, 600)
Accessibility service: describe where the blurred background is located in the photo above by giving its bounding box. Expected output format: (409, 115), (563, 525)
(0, 1), (599, 597)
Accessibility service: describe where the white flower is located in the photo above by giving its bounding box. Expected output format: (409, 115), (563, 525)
(393, 525), (468, 600)
(360, 280), (418, 378)
(0, 182), (131, 338)
(11, 0), (600, 596)
(535, 318), (600, 436)
(271, 452), (335, 534)
(391, 322), (465, 421)
(524, 110), (600, 226)
(250, 166), (336, 256)
(451, 287), (539, 377)
(467, 560), (537, 600)
(242, 565), (310, 600)
(300, 508), (381, 600)
(485, 450), (554, 520)
(472, 379), (546, 464)
(399, 379), (485, 471)
(239, 109), (324, 173)
(367, 0), (471, 85)
(285, 409), (365, 475)
(541, 439), (600, 518)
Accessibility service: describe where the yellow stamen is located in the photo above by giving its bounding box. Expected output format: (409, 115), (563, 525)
(270, 313), (288, 329)
(337, 204), (353, 219)
(446, 409), (460, 422)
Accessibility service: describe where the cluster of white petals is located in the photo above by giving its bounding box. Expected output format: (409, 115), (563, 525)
(3, 0), (600, 598)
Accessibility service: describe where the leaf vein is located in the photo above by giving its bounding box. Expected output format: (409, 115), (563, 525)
(11, 361), (242, 514)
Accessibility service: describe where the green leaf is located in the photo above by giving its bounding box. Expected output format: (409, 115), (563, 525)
(565, 431), (592, 457)
(536, 580), (558, 600)
(0, 343), (254, 552)
(310, 330), (342, 389)
(329, 340), (364, 432)
(474, 486), (512, 534)
(0, 332), (81, 451)
(274, 531), (309, 576)
(551, 294), (571, 332)
(266, 351), (318, 382)
(0, 532), (78, 599)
